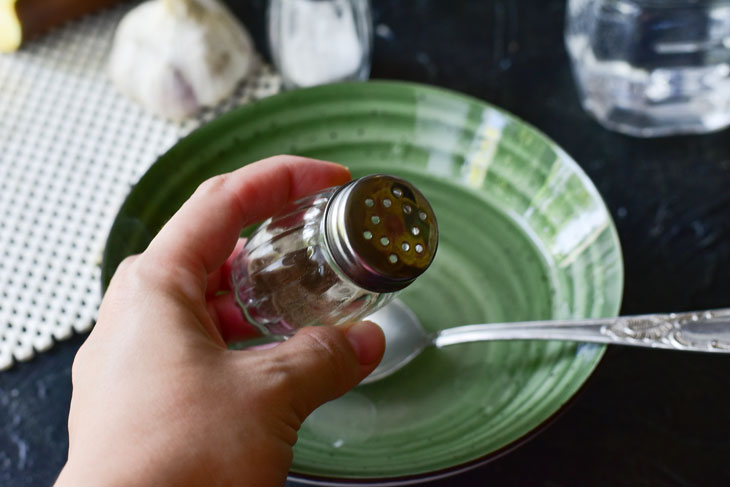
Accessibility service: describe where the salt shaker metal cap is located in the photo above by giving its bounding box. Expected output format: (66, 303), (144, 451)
(323, 174), (438, 293)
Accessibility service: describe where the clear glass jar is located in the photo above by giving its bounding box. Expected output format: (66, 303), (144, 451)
(566, 0), (730, 136)
(267, 0), (373, 89)
(231, 175), (438, 337)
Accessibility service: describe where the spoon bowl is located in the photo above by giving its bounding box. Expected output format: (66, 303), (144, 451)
(360, 299), (432, 384)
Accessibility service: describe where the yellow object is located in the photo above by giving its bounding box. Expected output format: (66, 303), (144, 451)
(0, 0), (120, 53)
(0, 0), (22, 53)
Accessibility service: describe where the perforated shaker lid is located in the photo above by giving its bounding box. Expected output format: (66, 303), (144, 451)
(323, 174), (439, 293)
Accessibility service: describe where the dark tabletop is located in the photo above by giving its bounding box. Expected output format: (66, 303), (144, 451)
(3, 1), (730, 486)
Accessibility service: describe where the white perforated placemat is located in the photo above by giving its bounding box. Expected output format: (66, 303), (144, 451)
(0, 3), (281, 369)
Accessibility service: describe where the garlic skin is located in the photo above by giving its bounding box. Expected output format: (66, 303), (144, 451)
(108, 0), (258, 120)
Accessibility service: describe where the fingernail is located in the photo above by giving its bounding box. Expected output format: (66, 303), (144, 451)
(345, 321), (385, 366)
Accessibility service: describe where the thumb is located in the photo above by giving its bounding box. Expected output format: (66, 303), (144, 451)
(268, 321), (385, 420)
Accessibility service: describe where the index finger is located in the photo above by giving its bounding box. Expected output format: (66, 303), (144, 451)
(143, 155), (351, 284)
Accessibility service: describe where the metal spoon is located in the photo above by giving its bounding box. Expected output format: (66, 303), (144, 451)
(360, 300), (730, 385)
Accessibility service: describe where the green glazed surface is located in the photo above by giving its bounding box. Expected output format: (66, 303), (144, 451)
(102, 81), (623, 482)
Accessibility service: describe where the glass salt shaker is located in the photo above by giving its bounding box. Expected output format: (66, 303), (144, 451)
(231, 174), (438, 337)
(267, 0), (373, 89)
(566, 0), (730, 137)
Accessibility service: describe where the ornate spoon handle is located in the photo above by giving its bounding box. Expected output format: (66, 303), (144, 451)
(433, 308), (730, 352)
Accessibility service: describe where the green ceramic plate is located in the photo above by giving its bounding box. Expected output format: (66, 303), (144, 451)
(102, 81), (623, 484)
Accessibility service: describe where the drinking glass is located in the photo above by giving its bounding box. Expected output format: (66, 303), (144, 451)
(566, 0), (730, 136)
(268, 0), (373, 89)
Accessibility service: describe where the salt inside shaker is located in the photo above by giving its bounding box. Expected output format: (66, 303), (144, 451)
(231, 174), (438, 337)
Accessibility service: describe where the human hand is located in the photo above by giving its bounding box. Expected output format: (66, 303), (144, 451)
(56, 156), (386, 487)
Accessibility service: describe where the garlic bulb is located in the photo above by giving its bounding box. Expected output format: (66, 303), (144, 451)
(108, 0), (258, 120)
